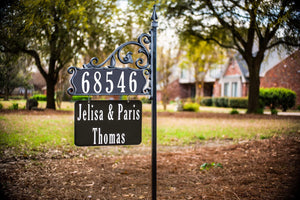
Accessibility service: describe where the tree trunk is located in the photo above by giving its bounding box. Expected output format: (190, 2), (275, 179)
(4, 84), (9, 101)
(24, 88), (28, 100)
(200, 79), (205, 97)
(195, 80), (200, 100)
(46, 79), (56, 109)
(247, 60), (261, 114)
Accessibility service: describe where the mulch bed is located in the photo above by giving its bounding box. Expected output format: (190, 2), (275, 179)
(1, 136), (300, 199)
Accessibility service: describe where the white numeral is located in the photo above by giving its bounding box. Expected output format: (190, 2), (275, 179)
(106, 71), (113, 93)
(94, 71), (102, 93)
(82, 71), (90, 93)
(117, 71), (125, 93)
(129, 71), (137, 92)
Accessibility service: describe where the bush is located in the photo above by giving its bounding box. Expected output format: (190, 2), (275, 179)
(230, 109), (239, 114)
(183, 102), (200, 112)
(9, 103), (18, 110)
(10, 95), (24, 100)
(260, 88), (296, 111)
(200, 97), (213, 106)
(71, 96), (89, 101)
(271, 108), (278, 115)
(140, 97), (151, 104)
(228, 97), (248, 108)
(0, 103), (3, 109)
(32, 94), (47, 101)
(213, 97), (229, 107)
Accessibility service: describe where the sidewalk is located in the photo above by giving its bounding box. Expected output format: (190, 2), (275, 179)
(264, 111), (300, 116)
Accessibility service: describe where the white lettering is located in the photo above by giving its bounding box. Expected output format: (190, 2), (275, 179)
(92, 128), (126, 145)
(118, 104), (123, 120)
(121, 133), (126, 144)
(93, 128), (97, 145)
(77, 104), (82, 121)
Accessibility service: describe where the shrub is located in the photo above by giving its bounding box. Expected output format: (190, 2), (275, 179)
(228, 97), (248, 108)
(298, 105), (300, 111)
(271, 108), (278, 115)
(260, 88), (296, 111)
(256, 108), (264, 114)
(71, 96), (89, 101)
(200, 97), (213, 106)
(0, 103), (3, 109)
(10, 95), (24, 100)
(32, 94), (47, 101)
(9, 103), (18, 110)
(213, 97), (229, 107)
(230, 109), (239, 114)
(183, 102), (200, 112)
(140, 97), (151, 104)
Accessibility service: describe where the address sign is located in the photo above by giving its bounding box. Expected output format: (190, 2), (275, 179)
(68, 68), (148, 96)
(74, 100), (142, 146)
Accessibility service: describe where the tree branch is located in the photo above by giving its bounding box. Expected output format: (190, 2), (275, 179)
(205, 0), (247, 49)
(21, 48), (48, 79)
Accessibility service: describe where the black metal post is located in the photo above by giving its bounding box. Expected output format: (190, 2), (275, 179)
(150, 5), (158, 200)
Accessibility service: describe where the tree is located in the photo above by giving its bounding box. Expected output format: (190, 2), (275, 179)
(157, 46), (179, 110)
(0, 0), (126, 109)
(180, 38), (226, 99)
(0, 53), (32, 100)
(165, 0), (300, 113)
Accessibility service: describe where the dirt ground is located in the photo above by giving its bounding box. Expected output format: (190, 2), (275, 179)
(1, 111), (300, 199)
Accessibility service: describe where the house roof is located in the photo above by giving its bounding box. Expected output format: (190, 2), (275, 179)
(233, 49), (291, 78)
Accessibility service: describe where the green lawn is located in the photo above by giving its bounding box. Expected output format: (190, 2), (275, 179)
(1, 112), (299, 158)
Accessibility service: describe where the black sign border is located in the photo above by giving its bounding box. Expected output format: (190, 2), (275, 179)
(68, 67), (150, 96)
(74, 100), (142, 146)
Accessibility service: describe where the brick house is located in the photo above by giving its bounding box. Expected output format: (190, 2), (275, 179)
(160, 50), (300, 106)
(260, 50), (300, 105)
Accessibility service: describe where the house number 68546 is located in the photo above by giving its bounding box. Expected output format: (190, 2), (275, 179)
(81, 71), (137, 94)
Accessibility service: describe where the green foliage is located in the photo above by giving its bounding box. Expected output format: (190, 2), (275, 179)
(200, 97), (213, 106)
(0, 53), (32, 100)
(229, 97), (248, 108)
(71, 96), (89, 101)
(165, 0), (300, 114)
(1, 0), (129, 109)
(213, 97), (229, 107)
(183, 102), (200, 112)
(200, 162), (223, 171)
(0, 103), (3, 109)
(260, 135), (272, 139)
(271, 109), (278, 115)
(140, 97), (151, 104)
(298, 105), (300, 111)
(32, 94), (47, 101)
(259, 88), (296, 111)
(230, 109), (239, 115)
(9, 96), (25, 100)
(9, 103), (18, 110)
(256, 108), (264, 114)
(201, 97), (248, 108)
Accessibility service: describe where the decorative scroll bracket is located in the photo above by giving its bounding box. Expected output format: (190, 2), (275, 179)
(67, 31), (152, 96)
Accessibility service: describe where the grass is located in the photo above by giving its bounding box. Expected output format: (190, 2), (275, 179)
(153, 117), (300, 145)
(0, 99), (74, 111)
(1, 112), (299, 158)
(0, 115), (74, 155)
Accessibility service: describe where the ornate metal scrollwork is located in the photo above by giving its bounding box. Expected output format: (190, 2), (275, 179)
(67, 33), (152, 96)
(83, 33), (151, 70)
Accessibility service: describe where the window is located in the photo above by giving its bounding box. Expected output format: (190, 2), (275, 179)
(224, 83), (229, 96)
(231, 82), (238, 97)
